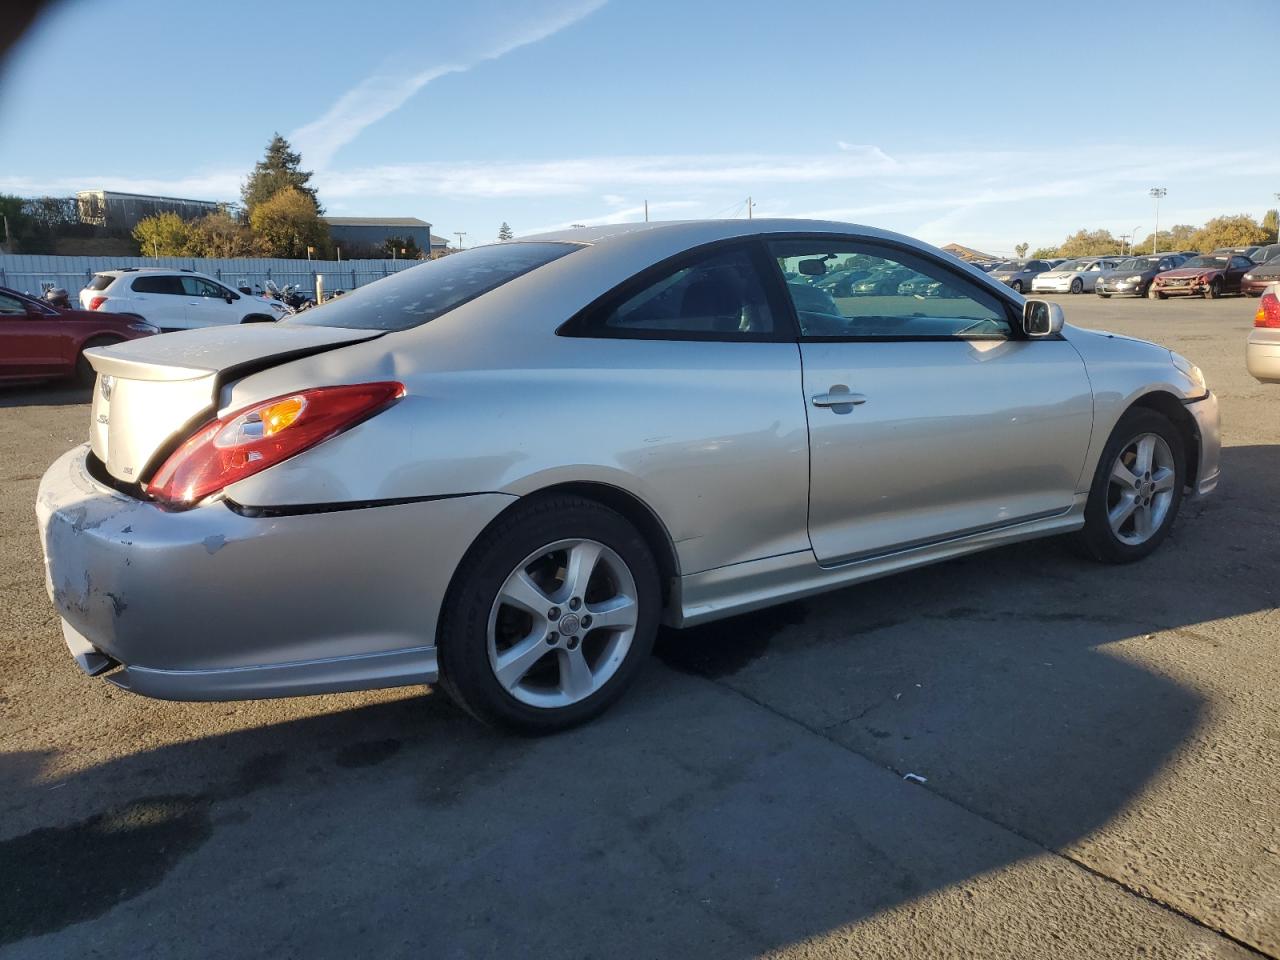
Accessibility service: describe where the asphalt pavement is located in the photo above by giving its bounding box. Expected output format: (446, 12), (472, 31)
(1, 293), (1277, 958)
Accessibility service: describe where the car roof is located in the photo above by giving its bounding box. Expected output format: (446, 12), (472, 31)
(95, 267), (206, 276)
(522, 218), (939, 250)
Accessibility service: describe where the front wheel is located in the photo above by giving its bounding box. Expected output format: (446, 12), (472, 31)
(1010, 279), (1023, 293)
(437, 495), (661, 732)
(1097, 292), (1112, 299)
(1149, 286), (1166, 300)
(1075, 408), (1185, 563)
(1205, 279), (1222, 300)
(1070, 278), (1084, 294)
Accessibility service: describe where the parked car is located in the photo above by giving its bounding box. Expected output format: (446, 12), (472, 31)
(0, 286), (158, 385)
(850, 265), (912, 295)
(813, 267), (872, 296)
(1248, 286), (1280, 383)
(1096, 255), (1188, 298)
(988, 259), (1052, 293)
(1150, 254), (1253, 299)
(1211, 246), (1263, 262)
(36, 219), (1220, 732)
(1247, 243), (1280, 265)
(79, 268), (290, 330)
(1031, 257), (1122, 295)
(1241, 257), (1280, 296)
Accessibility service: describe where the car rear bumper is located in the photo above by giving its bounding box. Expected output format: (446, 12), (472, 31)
(1247, 330), (1280, 383)
(1186, 392), (1221, 496)
(36, 444), (515, 700)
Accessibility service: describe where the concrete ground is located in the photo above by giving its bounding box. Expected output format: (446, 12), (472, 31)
(1, 293), (1276, 959)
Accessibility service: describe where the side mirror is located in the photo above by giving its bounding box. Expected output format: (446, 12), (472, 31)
(1023, 299), (1064, 337)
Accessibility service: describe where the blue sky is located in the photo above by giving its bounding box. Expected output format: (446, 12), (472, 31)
(2, 0), (1277, 255)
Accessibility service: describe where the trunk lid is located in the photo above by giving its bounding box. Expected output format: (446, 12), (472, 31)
(86, 323), (383, 484)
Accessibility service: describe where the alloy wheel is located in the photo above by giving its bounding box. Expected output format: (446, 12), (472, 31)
(1107, 433), (1177, 545)
(486, 538), (639, 708)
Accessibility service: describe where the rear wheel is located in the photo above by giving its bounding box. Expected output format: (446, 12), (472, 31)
(75, 337), (121, 385)
(1075, 408), (1185, 563)
(437, 495), (661, 733)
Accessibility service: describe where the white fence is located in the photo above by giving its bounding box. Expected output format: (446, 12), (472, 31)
(0, 254), (422, 299)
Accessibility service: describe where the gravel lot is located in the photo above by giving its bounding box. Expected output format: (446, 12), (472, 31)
(1, 294), (1277, 959)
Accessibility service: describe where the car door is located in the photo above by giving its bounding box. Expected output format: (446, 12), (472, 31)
(767, 237), (1094, 566)
(1226, 256), (1253, 292)
(181, 276), (240, 327)
(128, 275), (189, 329)
(0, 291), (65, 380)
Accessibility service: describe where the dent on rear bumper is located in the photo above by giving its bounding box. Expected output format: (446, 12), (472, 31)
(37, 445), (515, 700)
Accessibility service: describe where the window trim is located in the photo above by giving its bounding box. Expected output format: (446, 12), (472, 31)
(557, 238), (799, 343)
(757, 232), (1034, 344)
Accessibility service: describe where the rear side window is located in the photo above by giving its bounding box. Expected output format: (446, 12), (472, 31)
(289, 242), (580, 331)
(132, 275), (185, 294)
(588, 246), (777, 338)
(86, 274), (115, 291)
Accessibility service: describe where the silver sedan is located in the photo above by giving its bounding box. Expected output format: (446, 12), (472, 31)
(36, 220), (1221, 732)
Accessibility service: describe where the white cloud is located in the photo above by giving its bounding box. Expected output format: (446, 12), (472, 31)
(288, 0), (605, 168)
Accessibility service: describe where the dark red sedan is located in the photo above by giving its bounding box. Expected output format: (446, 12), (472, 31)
(1150, 254), (1253, 299)
(0, 286), (158, 385)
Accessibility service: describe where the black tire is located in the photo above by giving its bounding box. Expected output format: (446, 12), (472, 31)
(1205, 279), (1221, 300)
(1070, 278), (1084, 294)
(1010, 279), (1023, 293)
(437, 494), (661, 733)
(1150, 286), (1166, 300)
(1075, 408), (1186, 564)
(75, 336), (121, 385)
(1097, 292), (1111, 299)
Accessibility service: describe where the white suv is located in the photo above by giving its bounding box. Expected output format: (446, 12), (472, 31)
(79, 269), (289, 330)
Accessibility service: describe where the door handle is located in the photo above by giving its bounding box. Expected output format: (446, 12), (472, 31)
(811, 391), (867, 408)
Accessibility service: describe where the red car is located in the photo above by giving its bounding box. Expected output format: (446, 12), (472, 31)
(1149, 254), (1253, 299)
(0, 286), (158, 385)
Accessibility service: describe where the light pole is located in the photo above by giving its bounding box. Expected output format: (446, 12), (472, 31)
(454, 231), (467, 251)
(1149, 187), (1167, 254)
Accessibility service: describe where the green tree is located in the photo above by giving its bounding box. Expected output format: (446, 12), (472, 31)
(1263, 209), (1279, 244)
(249, 187), (329, 258)
(133, 211), (192, 257)
(1031, 246), (1058, 259)
(498, 222), (514, 241)
(1192, 214), (1269, 252)
(0, 194), (30, 250)
(381, 235), (421, 258)
(1055, 228), (1123, 258)
(1135, 224), (1199, 254)
(1014, 242), (1028, 258)
(184, 210), (256, 258)
(241, 134), (321, 215)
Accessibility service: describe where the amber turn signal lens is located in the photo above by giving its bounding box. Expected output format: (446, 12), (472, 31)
(262, 396), (306, 436)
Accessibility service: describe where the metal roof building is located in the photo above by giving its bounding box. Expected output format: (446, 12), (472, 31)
(322, 217), (432, 255)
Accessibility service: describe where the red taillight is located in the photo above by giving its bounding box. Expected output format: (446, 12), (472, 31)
(1257, 292), (1280, 328)
(88, 296), (107, 310)
(145, 382), (404, 508)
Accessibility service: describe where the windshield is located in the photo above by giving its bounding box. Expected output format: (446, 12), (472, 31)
(1181, 256), (1227, 269)
(1054, 260), (1086, 272)
(1117, 258), (1157, 272)
(992, 262), (1020, 271)
(288, 242), (580, 331)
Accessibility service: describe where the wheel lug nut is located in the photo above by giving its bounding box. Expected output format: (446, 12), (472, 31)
(569, 597), (582, 611)
(546, 632), (558, 645)
(548, 607), (560, 620)
(581, 615), (593, 628)
(567, 636), (579, 650)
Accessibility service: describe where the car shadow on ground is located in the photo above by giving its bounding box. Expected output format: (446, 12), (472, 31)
(0, 444), (1275, 957)
(0, 384), (91, 408)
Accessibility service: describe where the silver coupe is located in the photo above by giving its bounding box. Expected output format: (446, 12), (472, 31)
(36, 220), (1221, 731)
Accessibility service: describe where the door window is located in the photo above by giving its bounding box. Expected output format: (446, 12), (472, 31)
(181, 276), (228, 298)
(131, 275), (185, 294)
(0, 293), (27, 315)
(580, 246), (778, 339)
(769, 240), (1014, 340)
